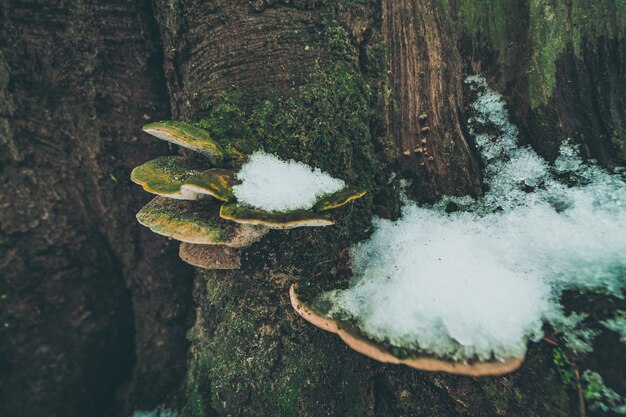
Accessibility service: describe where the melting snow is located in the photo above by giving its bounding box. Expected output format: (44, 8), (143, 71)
(321, 75), (626, 362)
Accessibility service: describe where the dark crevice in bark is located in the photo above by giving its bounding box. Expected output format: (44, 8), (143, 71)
(0, 0), (190, 415)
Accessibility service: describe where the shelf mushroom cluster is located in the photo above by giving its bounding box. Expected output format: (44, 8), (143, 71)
(132, 120), (366, 269)
(131, 121), (523, 376)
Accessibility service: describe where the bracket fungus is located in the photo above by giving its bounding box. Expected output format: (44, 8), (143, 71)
(182, 169), (238, 202)
(220, 204), (335, 229)
(136, 197), (267, 247)
(312, 188), (367, 212)
(133, 120), (367, 266)
(179, 242), (242, 270)
(131, 156), (203, 200)
(219, 151), (366, 228)
(143, 121), (225, 164)
(290, 284), (524, 376)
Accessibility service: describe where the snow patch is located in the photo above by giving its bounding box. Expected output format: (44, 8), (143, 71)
(233, 151), (346, 212)
(321, 76), (626, 362)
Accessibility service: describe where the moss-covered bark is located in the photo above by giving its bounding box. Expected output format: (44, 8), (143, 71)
(150, 1), (605, 416)
(1, 1), (623, 416)
(454, 0), (626, 166)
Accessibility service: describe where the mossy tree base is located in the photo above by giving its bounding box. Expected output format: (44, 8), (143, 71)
(183, 253), (574, 417)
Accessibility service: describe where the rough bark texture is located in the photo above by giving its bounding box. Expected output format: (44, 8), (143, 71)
(0, 1), (623, 417)
(382, 0), (481, 201)
(0, 1), (193, 416)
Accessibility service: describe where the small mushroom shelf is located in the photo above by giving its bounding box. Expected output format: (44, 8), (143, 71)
(131, 120), (367, 269)
(289, 282), (525, 377)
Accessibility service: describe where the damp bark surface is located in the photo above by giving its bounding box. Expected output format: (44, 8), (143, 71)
(0, 1), (624, 417)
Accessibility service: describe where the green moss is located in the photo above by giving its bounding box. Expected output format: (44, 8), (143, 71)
(570, 0), (626, 55)
(527, 0), (626, 108)
(456, 0), (520, 66)
(611, 129), (626, 150)
(551, 347), (575, 387)
(337, 0), (372, 10)
(527, 0), (569, 109)
(181, 18), (386, 416)
(197, 20), (380, 191)
(582, 370), (626, 413)
(455, 0), (625, 108)
(196, 93), (258, 158)
(182, 270), (370, 417)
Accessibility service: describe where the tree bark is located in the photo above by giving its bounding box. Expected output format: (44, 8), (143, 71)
(0, 1), (623, 416)
(0, 1), (192, 416)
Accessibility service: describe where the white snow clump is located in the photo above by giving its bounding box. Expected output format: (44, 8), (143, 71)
(232, 151), (346, 212)
(320, 75), (626, 362)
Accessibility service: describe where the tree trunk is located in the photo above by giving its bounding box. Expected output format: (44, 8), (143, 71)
(1, 1), (623, 417)
(0, 1), (193, 416)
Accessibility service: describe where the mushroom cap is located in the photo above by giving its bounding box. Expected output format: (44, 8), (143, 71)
(289, 284), (525, 376)
(143, 120), (225, 164)
(220, 203), (334, 229)
(182, 168), (239, 202)
(131, 156), (203, 200)
(132, 158), (238, 202)
(137, 196), (267, 246)
(179, 242), (241, 270)
(313, 188), (367, 212)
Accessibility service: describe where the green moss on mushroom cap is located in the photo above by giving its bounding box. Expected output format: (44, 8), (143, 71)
(143, 120), (225, 164)
(182, 169), (239, 202)
(131, 156), (203, 200)
(313, 188), (367, 212)
(137, 196), (267, 246)
(220, 203), (335, 229)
